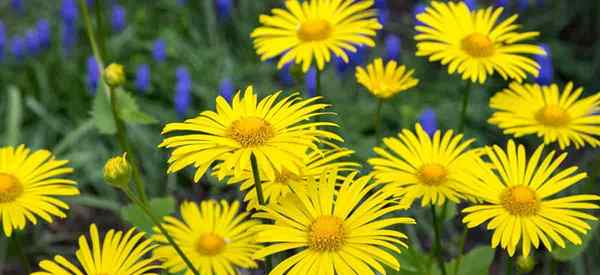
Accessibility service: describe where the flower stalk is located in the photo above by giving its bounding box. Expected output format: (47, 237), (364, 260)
(250, 153), (272, 271)
(431, 205), (447, 275)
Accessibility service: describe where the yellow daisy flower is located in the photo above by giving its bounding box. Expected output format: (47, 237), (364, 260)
(462, 140), (600, 256)
(220, 145), (360, 209)
(32, 224), (160, 275)
(159, 86), (341, 182)
(153, 200), (261, 275)
(488, 82), (600, 149)
(251, 0), (382, 72)
(0, 145), (79, 237)
(255, 169), (415, 275)
(368, 124), (478, 207)
(355, 58), (419, 99)
(415, 1), (545, 83)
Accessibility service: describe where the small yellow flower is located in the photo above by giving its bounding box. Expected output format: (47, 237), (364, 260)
(103, 153), (132, 188)
(355, 58), (419, 99)
(516, 255), (535, 273)
(104, 63), (126, 88)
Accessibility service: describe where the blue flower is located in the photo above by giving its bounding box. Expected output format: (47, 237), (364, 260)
(0, 21), (5, 61)
(111, 4), (126, 33)
(305, 67), (317, 98)
(25, 29), (40, 56)
(375, 0), (388, 25)
(413, 3), (427, 26)
(12, 0), (24, 14)
(11, 36), (25, 61)
(384, 34), (401, 61)
(419, 108), (437, 137)
(62, 23), (77, 53)
(494, 0), (509, 7)
(60, 0), (78, 26)
(534, 44), (553, 85)
(278, 62), (295, 87)
(174, 67), (192, 119)
(36, 19), (51, 49)
(464, 0), (477, 10)
(517, 0), (529, 11)
(215, 0), (232, 20)
(152, 39), (166, 63)
(334, 45), (368, 74)
(135, 64), (151, 93)
(219, 78), (234, 102)
(86, 56), (100, 94)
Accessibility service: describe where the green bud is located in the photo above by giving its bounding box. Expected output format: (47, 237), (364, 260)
(516, 255), (535, 274)
(103, 153), (132, 188)
(104, 63), (126, 88)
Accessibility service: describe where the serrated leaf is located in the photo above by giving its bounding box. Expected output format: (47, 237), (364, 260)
(551, 221), (597, 262)
(120, 197), (176, 233)
(117, 91), (158, 124)
(91, 90), (116, 134)
(91, 90), (157, 135)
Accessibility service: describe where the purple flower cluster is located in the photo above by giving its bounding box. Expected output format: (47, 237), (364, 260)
(174, 67), (192, 119)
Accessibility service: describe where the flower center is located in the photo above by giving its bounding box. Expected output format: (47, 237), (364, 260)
(227, 117), (275, 147)
(195, 233), (226, 256)
(309, 215), (345, 251)
(501, 186), (539, 216)
(0, 173), (23, 203)
(535, 105), (571, 127)
(418, 163), (448, 186)
(297, 19), (332, 41)
(461, 33), (495, 58)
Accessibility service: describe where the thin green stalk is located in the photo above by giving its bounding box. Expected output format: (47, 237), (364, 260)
(123, 188), (200, 275)
(458, 82), (472, 133)
(506, 255), (514, 275)
(431, 205), (447, 275)
(250, 153), (272, 272)
(12, 234), (31, 274)
(315, 69), (322, 98)
(453, 227), (469, 275)
(374, 98), (384, 140)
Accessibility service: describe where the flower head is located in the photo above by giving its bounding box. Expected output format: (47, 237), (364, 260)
(103, 153), (132, 188)
(219, 78), (234, 102)
(153, 200), (261, 275)
(215, 0), (232, 20)
(415, 1), (544, 83)
(419, 108), (437, 137)
(86, 56), (100, 94)
(111, 4), (127, 33)
(0, 21), (5, 60)
(355, 58), (419, 99)
(104, 63), (126, 88)
(10, 36), (25, 61)
(32, 224), (161, 274)
(25, 29), (40, 56)
(305, 67), (317, 97)
(251, 0), (382, 72)
(160, 86), (341, 182)
(36, 19), (51, 49)
(534, 44), (553, 85)
(135, 64), (151, 93)
(462, 141), (600, 256)
(152, 39), (166, 62)
(488, 82), (600, 149)
(0, 145), (78, 236)
(384, 34), (402, 61)
(255, 169), (415, 274)
(369, 124), (478, 207)
(174, 66), (192, 119)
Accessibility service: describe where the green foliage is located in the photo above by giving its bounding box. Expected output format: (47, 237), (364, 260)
(3, 86), (23, 146)
(120, 197), (176, 233)
(91, 90), (157, 135)
(551, 221), (598, 262)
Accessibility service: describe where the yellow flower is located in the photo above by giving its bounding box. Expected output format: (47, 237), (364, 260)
(153, 200), (261, 275)
(219, 145), (360, 209)
(462, 140), (600, 256)
(368, 124), (478, 207)
(0, 145), (79, 236)
(415, 1), (544, 83)
(255, 169), (415, 275)
(251, 0), (382, 72)
(160, 86), (341, 182)
(488, 82), (600, 149)
(104, 63), (126, 88)
(355, 58), (419, 99)
(103, 153), (132, 188)
(31, 224), (161, 275)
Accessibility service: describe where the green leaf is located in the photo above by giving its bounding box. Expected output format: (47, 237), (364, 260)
(117, 91), (158, 124)
(430, 246), (495, 275)
(91, 91), (117, 134)
(386, 246), (435, 275)
(4, 86), (23, 146)
(551, 221), (598, 262)
(121, 197), (176, 233)
(436, 202), (457, 223)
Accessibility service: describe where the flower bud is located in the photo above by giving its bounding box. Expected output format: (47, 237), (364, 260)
(104, 63), (126, 88)
(103, 153), (132, 188)
(516, 255), (535, 274)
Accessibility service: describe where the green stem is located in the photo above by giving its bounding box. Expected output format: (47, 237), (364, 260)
(250, 153), (272, 272)
(123, 189), (200, 275)
(12, 234), (31, 274)
(431, 205), (447, 275)
(453, 227), (469, 275)
(315, 68), (322, 98)
(374, 98), (383, 140)
(506, 254), (514, 275)
(458, 82), (472, 133)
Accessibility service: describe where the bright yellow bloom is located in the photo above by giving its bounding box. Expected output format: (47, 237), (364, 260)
(355, 58), (419, 99)
(462, 140), (600, 256)
(251, 0), (382, 72)
(153, 200), (261, 275)
(415, 1), (544, 83)
(32, 224), (160, 275)
(160, 86), (341, 182)
(0, 145), (79, 237)
(368, 124), (478, 207)
(104, 63), (126, 88)
(103, 153), (132, 188)
(255, 169), (415, 275)
(219, 145), (360, 209)
(488, 82), (600, 149)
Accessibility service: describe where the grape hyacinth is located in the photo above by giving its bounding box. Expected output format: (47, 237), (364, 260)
(419, 108), (437, 137)
(0, 21), (5, 61)
(11, 36), (25, 61)
(278, 62), (295, 87)
(534, 44), (553, 85)
(219, 78), (234, 102)
(174, 67), (192, 119)
(305, 67), (317, 98)
(60, 0), (78, 53)
(464, 0), (477, 10)
(215, 0), (232, 20)
(135, 64), (151, 93)
(25, 29), (40, 56)
(152, 39), (166, 63)
(11, 0), (24, 14)
(384, 34), (401, 61)
(36, 20), (51, 49)
(374, 0), (388, 26)
(86, 56), (100, 94)
(111, 4), (127, 33)
(334, 45), (368, 74)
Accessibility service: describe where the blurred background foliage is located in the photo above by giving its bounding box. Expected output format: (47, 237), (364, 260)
(0, 0), (599, 274)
